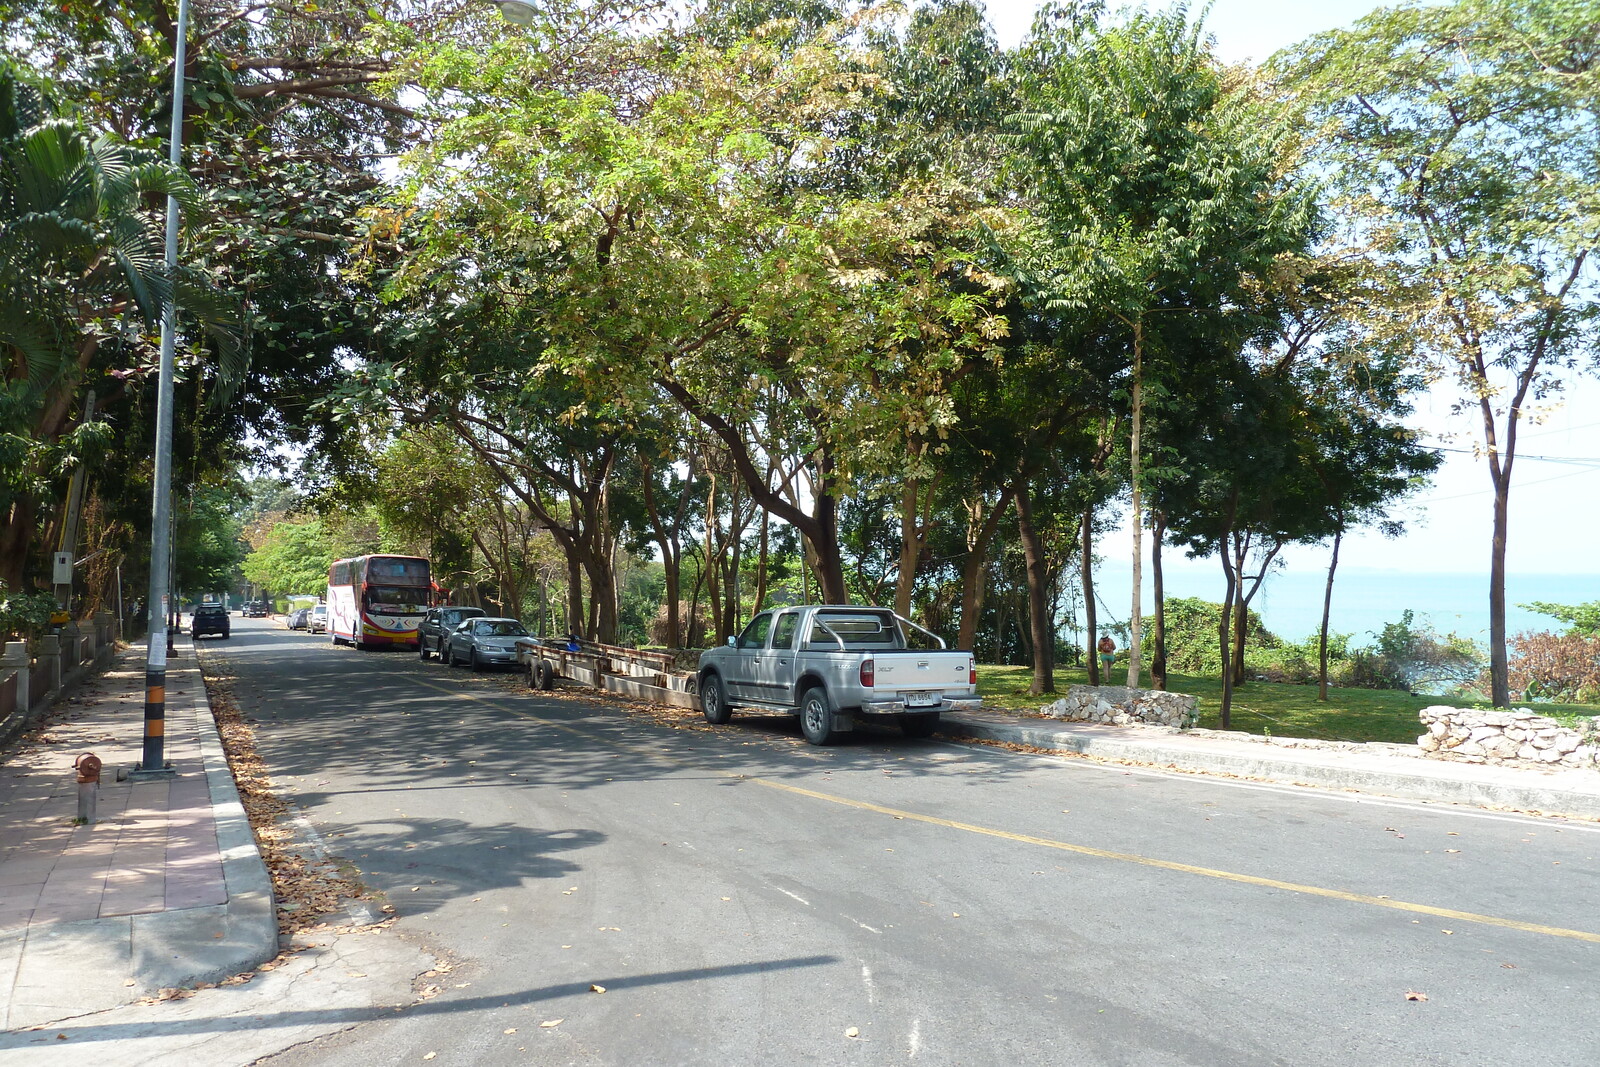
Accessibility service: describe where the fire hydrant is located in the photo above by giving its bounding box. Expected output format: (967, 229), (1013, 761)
(74, 753), (102, 825)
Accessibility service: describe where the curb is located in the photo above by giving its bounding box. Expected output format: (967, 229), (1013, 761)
(941, 714), (1600, 821)
(186, 642), (280, 975)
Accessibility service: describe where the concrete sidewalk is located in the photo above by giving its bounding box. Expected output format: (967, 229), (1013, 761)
(943, 706), (1600, 820)
(0, 639), (276, 1030)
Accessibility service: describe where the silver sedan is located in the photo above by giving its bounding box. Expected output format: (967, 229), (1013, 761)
(445, 617), (530, 671)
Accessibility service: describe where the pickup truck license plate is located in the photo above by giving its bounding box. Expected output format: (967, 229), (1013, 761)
(905, 691), (937, 708)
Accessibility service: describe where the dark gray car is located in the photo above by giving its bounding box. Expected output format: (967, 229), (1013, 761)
(418, 606), (487, 661)
(446, 617), (529, 671)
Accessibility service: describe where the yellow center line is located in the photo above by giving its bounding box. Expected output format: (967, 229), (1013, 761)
(414, 673), (1600, 945)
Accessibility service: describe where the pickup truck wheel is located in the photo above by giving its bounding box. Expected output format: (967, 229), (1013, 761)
(700, 674), (731, 724)
(799, 686), (838, 746)
(902, 713), (940, 739)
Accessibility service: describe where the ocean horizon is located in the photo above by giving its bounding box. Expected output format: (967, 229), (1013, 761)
(1079, 563), (1600, 648)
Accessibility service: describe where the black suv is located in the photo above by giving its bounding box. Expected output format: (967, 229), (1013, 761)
(192, 604), (231, 640)
(242, 601), (269, 618)
(418, 606), (486, 660)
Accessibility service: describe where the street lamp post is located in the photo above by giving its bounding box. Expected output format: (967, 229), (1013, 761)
(136, 0), (191, 778)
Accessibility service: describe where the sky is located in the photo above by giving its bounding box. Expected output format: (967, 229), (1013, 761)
(981, 0), (1600, 577)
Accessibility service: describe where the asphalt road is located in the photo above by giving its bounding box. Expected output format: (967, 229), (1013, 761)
(197, 617), (1600, 1066)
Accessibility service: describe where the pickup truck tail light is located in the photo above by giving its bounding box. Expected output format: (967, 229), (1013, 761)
(860, 658), (875, 688)
(969, 659), (977, 686)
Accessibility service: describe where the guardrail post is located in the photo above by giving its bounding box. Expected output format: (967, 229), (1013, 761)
(1, 643), (28, 722)
(95, 611), (113, 663)
(32, 634), (61, 706)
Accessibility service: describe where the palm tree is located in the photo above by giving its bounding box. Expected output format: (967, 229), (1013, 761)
(0, 60), (193, 589)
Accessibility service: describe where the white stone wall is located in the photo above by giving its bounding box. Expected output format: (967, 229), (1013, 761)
(1040, 685), (1198, 729)
(1417, 706), (1600, 769)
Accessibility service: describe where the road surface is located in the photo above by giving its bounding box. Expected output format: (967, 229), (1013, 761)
(184, 618), (1600, 1065)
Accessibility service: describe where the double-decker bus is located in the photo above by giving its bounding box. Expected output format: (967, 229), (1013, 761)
(326, 555), (432, 650)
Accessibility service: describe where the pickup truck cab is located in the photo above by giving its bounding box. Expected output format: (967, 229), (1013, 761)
(696, 605), (979, 745)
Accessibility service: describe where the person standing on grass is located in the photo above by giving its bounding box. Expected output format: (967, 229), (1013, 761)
(1098, 635), (1116, 680)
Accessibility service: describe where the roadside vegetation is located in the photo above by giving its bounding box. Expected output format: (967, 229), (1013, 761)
(5, 1), (1596, 724)
(976, 665), (1600, 747)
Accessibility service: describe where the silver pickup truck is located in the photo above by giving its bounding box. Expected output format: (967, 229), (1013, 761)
(696, 605), (980, 745)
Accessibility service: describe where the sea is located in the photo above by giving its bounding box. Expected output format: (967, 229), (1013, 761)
(1081, 563), (1600, 647)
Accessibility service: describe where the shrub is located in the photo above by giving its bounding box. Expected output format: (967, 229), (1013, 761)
(1153, 596), (1278, 676)
(1368, 610), (1484, 694)
(0, 583), (55, 643)
(1504, 631), (1600, 703)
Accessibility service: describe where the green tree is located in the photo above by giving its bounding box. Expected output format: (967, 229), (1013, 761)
(1009, 4), (1318, 697)
(0, 60), (191, 589)
(1285, 0), (1600, 707)
(1523, 600), (1600, 637)
(241, 519), (337, 596)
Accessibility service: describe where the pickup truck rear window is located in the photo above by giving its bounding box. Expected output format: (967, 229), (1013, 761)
(807, 611), (904, 650)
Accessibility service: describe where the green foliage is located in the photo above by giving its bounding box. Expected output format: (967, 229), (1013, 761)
(0, 582), (55, 641)
(1522, 601), (1600, 637)
(1366, 610), (1485, 695)
(975, 662), (1598, 746)
(173, 484), (249, 595)
(1153, 597), (1279, 676)
(242, 520), (338, 597)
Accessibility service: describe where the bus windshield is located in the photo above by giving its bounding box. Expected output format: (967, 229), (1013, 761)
(366, 586), (428, 614)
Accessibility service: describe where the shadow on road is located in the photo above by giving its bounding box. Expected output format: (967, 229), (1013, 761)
(0, 954), (841, 1048)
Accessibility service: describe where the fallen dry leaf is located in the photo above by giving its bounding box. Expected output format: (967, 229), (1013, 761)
(504, 1028), (518, 1034)
(590, 984), (607, 994)
(845, 1026), (860, 1038)
(540, 1019), (563, 1028)
(1405, 991), (1428, 1001)
(423, 1054), (436, 1061)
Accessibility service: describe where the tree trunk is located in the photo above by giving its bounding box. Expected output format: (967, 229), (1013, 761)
(1151, 512), (1167, 691)
(753, 508), (769, 615)
(1489, 469), (1511, 707)
(1128, 315), (1145, 691)
(566, 552), (584, 638)
(1015, 487), (1054, 696)
(957, 489), (1016, 653)
(1319, 526), (1342, 702)
(0, 496), (35, 590)
(1218, 540), (1238, 730)
(1082, 504), (1098, 685)
(895, 479), (920, 619)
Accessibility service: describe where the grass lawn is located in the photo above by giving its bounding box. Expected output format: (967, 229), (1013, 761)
(975, 664), (1600, 746)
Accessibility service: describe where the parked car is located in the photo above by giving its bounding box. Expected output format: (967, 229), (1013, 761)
(286, 607), (310, 630)
(309, 604), (328, 634)
(445, 617), (530, 671)
(696, 605), (979, 745)
(191, 604), (231, 640)
(418, 605), (487, 661)
(242, 601), (269, 618)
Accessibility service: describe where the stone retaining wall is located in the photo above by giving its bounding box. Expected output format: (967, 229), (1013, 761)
(1040, 685), (1199, 729)
(1418, 705), (1600, 769)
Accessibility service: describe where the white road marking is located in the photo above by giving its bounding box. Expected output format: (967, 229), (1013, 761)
(860, 963), (876, 1004)
(908, 1018), (923, 1058)
(845, 915), (881, 934)
(772, 886), (811, 907)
